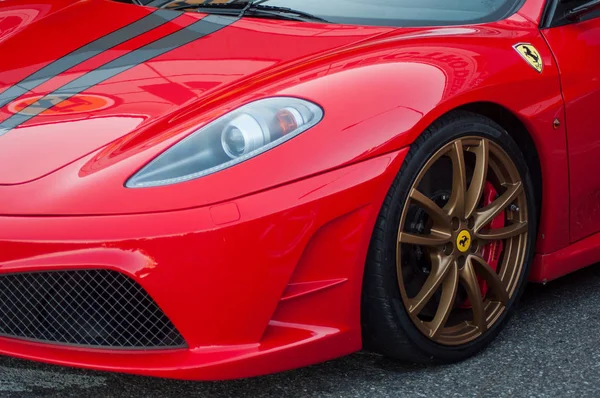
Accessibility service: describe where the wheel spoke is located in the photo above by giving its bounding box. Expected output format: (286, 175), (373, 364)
(465, 139), (489, 219)
(445, 140), (467, 219)
(477, 221), (528, 242)
(409, 188), (451, 229)
(460, 257), (487, 333)
(427, 261), (459, 338)
(407, 255), (454, 316)
(474, 182), (523, 232)
(470, 255), (509, 306)
(399, 231), (451, 247)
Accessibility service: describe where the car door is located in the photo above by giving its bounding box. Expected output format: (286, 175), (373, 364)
(542, 0), (600, 243)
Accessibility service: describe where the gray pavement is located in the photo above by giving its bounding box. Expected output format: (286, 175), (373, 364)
(1, 263), (600, 397)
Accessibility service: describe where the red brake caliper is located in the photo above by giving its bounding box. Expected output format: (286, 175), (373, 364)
(460, 181), (504, 307)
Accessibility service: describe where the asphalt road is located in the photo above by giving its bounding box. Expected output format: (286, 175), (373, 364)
(2, 264), (600, 398)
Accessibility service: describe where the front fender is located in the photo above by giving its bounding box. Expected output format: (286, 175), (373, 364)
(280, 16), (568, 255)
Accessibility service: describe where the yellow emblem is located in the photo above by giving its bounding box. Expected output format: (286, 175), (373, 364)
(514, 43), (543, 73)
(456, 230), (471, 253)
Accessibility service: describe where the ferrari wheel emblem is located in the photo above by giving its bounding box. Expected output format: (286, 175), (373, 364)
(456, 230), (471, 253)
(514, 43), (543, 73)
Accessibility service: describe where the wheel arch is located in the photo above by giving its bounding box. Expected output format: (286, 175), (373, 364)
(455, 102), (543, 216)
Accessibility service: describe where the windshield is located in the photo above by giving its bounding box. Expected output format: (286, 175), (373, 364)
(249, 0), (523, 27)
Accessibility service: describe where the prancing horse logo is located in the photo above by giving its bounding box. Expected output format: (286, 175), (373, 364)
(514, 43), (543, 73)
(456, 230), (472, 253)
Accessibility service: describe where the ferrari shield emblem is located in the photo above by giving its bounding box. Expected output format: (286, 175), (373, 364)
(514, 43), (543, 73)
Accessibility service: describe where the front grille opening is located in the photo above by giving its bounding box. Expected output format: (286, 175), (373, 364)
(0, 269), (186, 349)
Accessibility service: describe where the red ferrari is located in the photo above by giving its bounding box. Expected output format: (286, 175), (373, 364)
(0, 0), (597, 380)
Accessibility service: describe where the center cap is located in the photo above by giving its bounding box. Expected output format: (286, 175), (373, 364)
(456, 230), (471, 253)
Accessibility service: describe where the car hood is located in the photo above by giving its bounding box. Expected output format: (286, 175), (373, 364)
(0, 0), (392, 185)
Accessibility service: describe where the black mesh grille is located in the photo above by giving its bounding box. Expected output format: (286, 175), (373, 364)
(0, 270), (186, 349)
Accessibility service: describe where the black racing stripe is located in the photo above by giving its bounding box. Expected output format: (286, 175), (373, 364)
(0, 9), (179, 110)
(0, 15), (236, 136)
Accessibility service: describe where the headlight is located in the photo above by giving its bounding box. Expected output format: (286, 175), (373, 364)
(126, 97), (323, 188)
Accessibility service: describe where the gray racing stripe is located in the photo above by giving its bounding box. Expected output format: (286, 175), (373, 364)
(0, 14), (236, 136)
(0, 9), (179, 109)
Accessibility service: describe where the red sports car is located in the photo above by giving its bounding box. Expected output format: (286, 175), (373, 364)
(0, 0), (597, 380)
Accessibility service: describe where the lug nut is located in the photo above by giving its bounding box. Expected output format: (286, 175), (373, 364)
(451, 218), (460, 231)
(443, 244), (453, 255)
(509, 204), (520, 212)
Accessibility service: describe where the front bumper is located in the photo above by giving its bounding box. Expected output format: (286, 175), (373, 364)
(0, 149), (406, 380)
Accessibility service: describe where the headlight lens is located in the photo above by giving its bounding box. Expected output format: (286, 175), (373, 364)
(126, 97), (323, 188)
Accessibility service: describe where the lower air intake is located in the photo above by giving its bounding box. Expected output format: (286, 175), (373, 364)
(0, 269), (186, 349)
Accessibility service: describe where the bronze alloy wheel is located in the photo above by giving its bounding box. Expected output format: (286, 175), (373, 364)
(362, 112), (537, 363)
(397, 137), (528, 345)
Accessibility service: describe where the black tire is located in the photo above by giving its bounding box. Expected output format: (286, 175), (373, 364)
(361, 110), (538, 363)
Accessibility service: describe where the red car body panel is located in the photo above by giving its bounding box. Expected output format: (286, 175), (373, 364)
(0, 0), (594, 379)
(0, 148), (406, 379)
(542, 18), (600, 243)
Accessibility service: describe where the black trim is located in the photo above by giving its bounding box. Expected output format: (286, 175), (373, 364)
(0, 10), (178, 110)
(542, 0), (600, 28)
(0, 15), (237, 136)
(541, 0), (559, 28)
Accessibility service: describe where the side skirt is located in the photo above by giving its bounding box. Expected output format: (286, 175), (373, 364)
(531, 231), (600, 283)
